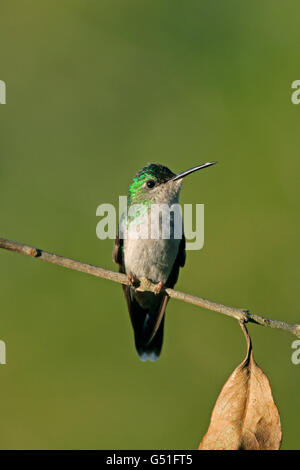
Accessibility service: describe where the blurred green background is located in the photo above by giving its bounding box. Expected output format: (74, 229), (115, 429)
(0, 0), (299, 450)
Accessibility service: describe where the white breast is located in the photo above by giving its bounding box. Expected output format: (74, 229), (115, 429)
(124, 210), (182, 284)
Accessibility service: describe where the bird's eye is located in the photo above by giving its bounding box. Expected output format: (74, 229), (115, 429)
(146, 180), (155, 189)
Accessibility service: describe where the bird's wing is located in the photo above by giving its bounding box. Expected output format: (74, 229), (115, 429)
(112, 232), (124, 270)
(113, 233), (132, 312)
(148, 234), (186, 342)
(166, 233), (186, 289)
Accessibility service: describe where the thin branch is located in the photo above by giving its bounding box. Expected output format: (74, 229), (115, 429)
(1, 237), (299, 338)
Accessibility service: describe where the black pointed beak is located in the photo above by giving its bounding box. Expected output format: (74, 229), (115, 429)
(170, 162), (217, 181)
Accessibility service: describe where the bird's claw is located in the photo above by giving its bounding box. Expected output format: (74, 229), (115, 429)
(128, 272), (139, 288)
(154, 281), (164, 295)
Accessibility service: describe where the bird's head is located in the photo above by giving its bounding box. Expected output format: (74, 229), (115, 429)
(128, 162), (216, 205)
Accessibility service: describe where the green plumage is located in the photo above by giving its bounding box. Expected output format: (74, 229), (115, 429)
(128, 163), (175, 203)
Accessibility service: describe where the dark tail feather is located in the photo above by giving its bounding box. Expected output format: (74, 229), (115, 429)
(135, 315), (165, 362)
(129, 295), (167, 362)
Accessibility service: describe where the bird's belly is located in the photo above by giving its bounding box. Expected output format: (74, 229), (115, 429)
(124, 237), (180, 284)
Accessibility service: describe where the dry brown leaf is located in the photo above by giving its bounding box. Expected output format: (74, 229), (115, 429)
(199, 322), (282, 450)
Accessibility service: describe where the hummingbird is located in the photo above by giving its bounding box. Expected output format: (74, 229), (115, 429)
(113, 162), (216, 361)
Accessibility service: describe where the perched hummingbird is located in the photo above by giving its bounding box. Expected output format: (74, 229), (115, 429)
(113, 162), (216, 361)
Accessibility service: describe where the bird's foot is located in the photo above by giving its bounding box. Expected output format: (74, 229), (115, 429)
(154, 281), (164, 295)
(128, 271), (139, 288)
